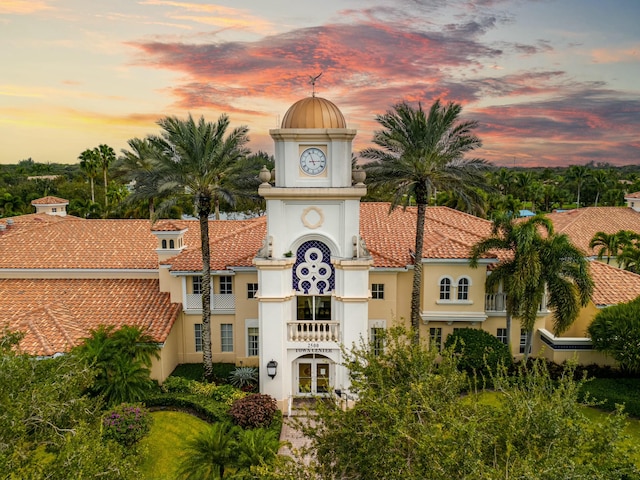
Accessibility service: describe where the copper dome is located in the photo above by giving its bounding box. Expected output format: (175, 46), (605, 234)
(281, 96), (346, 129)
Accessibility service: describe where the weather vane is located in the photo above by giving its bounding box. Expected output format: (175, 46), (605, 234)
(309, 72), (322, 97)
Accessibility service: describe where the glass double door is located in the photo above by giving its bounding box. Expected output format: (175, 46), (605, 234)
(296, 355), (331, 396)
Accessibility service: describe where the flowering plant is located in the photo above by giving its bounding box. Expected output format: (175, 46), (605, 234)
(102, 403), (153, 446)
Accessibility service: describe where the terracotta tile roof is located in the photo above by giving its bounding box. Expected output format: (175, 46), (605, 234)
(167, 217), (267, 271)
(359, 202), (494, 267)
(545, 207), (640, 255)
(31, 196), (69, 205)
(625, 192), (640, 199)
(0, 278), (181, 356)
(0, 217), (162, 270)
(152, 220), (189, 232)
(589, 261), (640, 306)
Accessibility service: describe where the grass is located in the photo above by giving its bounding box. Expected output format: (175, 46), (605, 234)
(137, 410), (210, 480)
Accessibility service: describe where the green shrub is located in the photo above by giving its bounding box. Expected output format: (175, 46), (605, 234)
(160, 375), (191, 393)
(229, 366), (258, 390)
(580, 378), (640, 417)
(229, 394), (278, 429)
(188, 380), (219, 397)
(211, 363), (237, 384)
(169, 363), (204, 381)
(145, 393), (231, 423)
(211, 383), (246, 405)
(589, 296), (640, 374)
(102, 403), (152, 447)
(444, 328), (512, 376)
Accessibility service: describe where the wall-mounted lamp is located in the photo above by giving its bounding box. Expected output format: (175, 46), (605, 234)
(266, 360), (278, 379)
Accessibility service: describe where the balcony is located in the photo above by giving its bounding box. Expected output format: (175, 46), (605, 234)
(287, 321), (340, 342)
(184, 293), (235, 313)
(485, 293), (548, 313)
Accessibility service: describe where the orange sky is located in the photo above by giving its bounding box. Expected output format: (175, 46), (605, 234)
(1, 0), (639, 167)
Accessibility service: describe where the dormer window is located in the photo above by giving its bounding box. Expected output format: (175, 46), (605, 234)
(162, 239), (167, 249)
(169, 239), (175, 249)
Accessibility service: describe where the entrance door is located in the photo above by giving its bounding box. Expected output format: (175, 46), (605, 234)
(296, 355), (331, 396)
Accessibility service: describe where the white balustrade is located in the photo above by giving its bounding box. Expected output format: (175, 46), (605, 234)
(287, 321), (340, 342)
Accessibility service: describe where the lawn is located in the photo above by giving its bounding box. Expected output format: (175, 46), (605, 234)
(138, 410), (210, 480)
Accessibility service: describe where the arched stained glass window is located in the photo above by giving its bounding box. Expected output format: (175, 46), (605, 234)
(292, 240), (335, 294)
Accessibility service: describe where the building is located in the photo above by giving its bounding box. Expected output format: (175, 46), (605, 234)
(2, 97), (640, 411)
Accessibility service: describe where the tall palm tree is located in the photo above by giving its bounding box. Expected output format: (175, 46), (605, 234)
(362, 100), (490, 342)
(116, 137), (163, 221)
(95, 144), (116, 208)
(589, 230), (638, 264)
(567, 165), (591, 208)
(591, 169), (613, 207)
(471, 215), (593, 357)
(148, 114), (250, 380)
(79, 149), (100, 203)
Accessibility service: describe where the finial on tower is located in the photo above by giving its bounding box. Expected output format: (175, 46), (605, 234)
(309, 72), (322, 97)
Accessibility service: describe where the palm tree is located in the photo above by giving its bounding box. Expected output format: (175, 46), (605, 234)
(79, 149), (100, 203)
(177, 422), (238, 479)
(95, 144), (116, 208)
(116, 137), (163, 221)
(148, 114), (250, 380)
(471, 214), (593, 356)
(591, 169), (613, 207)
(618, 245), (640, 273)
(589, 230), (638, 264)
(362, 100), (490, 342)
(567, 165), (591, 208)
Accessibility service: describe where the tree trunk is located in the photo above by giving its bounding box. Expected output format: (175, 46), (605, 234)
(524, 329), (533, 360)
(90, 178), (95, 203)
(103, 169), (109, 207)
(199, 202), (214, 381)
(411, 202), (427, 344)
(505, 310), (512, 352)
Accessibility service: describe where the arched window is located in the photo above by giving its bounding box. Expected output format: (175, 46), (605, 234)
(439, 278), (451, 300)
(161, 239), (167, 249)
(457, 278), (470, 300)
(169, 239), (175, 249)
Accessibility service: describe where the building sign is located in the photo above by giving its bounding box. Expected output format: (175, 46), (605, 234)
(295, 343), (334, 354)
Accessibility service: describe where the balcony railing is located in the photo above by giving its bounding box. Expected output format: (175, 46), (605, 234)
(184, 293), (235, 312)
(485, 293), (547, 313)
(287, 321), (340, 342)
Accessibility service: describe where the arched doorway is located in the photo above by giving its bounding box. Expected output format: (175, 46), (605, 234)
(294, 354), (333, 396)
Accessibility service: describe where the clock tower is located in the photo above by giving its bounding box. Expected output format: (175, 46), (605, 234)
(255, 96), (372, 410)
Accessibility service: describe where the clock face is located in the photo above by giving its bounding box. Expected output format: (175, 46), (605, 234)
(300, 147), (327, 176)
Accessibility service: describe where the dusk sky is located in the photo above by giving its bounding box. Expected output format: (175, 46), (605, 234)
(1, 0), (639, 167)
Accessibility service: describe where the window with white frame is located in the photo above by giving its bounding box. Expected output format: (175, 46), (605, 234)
(429, 327), (443, 352)
(457, 277), (469, 300)
(219, 276), (233, 294)
(193, 276), (203, 295)
(371, 327), (385, 356)
(519, 329), (528, 354)
(194, 324), (203, 352)
(371, 283), (384, 299)
(439, 278), (451, 300)
(247, 283), (258, 299)
(497, 328), (508, 345)
(221, 324), (233, 352)
(247, 327), (259, 356)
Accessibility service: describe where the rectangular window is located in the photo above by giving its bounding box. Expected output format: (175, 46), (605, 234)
(429, 327), (443, 352)
(297, 296), (331, 321)
(247, 327), (259, 357)
(371, 283), (385, 299)
(247, 283), (259, 299)
(221, 324), (233, 352)
(519, 329), (528, 354)
(220, 276), (233, 294)
(371, 327), (385, 356)
(194, 324), (203, 352)
(193, 276), (203, 295)
(497, 328), (508, 345)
